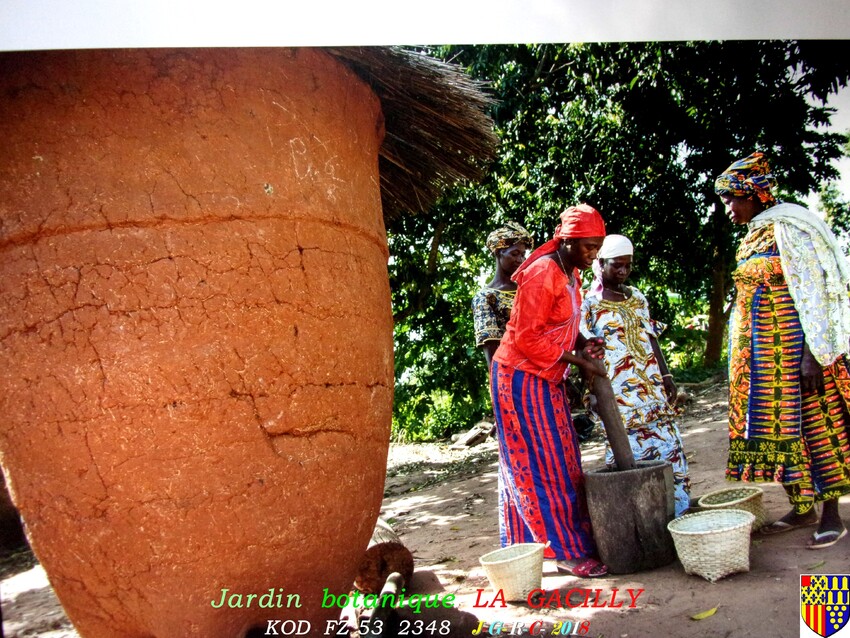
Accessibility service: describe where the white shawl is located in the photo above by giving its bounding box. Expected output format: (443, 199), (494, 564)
(749, 202), (850, 366)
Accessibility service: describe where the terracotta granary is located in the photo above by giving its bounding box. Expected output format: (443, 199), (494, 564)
(0, 47), (495, 637)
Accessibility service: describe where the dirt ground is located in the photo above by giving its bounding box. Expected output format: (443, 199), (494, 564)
(1, 376), (848, 637)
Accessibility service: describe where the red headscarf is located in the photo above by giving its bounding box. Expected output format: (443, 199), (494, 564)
(554, 204), (606, 239)
(512, 204), (606, 280)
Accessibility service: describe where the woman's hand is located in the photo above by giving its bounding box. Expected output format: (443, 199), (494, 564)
(800, 347), (824, 395)
(577, 339), (608, 378)
(662, 375), (678, 403)
(581, 337), (606, 361)
(561, 337), (607, 377)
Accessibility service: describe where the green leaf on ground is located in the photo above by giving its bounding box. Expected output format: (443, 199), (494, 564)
(691, 607), (718, 620)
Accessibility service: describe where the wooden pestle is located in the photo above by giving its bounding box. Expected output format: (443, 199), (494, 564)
(587, 358), (637, 471)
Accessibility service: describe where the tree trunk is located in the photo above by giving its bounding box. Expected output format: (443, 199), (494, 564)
(704, 202), (734, 367)
(704, 249), (729, 366)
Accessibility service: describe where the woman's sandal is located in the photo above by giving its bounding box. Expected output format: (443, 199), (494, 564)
(556, 558), (608, 578)
(808, 527), (848, 550)
(760, 518), (818, 535)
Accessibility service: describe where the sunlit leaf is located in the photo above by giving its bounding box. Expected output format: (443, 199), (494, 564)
(691, 607), (718, 620)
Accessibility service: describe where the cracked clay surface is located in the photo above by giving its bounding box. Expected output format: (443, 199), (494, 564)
(0, 48), (393, 637)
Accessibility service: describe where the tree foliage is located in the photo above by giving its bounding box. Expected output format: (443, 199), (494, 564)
(388, 41), (850, 441)
(820, 135), (850, 237)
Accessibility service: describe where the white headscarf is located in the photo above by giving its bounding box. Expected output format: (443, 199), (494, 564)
(589, 234), (634, 298)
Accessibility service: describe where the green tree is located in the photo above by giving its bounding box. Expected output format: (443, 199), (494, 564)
(388, 188), (496, 440)
(442, 41), (850, 364)
(619, 41), (850, 364)
(820, 134), (850, 238)
(388, 41), (850, 440)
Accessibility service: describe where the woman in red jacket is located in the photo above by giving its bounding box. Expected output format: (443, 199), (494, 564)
(491, 204), (608, 578)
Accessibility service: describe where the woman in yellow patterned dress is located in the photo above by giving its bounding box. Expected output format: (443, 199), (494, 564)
(716, 151), (850, 548)
(581, 234), (691, 516)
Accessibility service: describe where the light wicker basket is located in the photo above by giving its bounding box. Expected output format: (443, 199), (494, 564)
(697, 486), (766, 531)
(667, 510), (756, 582)
(479, 543), (545, 601)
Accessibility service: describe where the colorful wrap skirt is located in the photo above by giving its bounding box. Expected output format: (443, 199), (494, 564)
(490, 360), (596, 560)
(729, 241), (850, 514)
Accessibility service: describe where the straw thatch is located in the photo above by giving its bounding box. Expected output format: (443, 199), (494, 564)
(328, 47), (499, 220)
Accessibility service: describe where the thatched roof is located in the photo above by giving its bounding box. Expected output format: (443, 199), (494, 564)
(328, 47), (499, 220)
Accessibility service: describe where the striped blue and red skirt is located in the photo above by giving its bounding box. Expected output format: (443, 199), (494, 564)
(490, 360), (596, 560)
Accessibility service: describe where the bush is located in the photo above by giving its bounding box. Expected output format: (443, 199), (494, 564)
(391, 388), (486, 442)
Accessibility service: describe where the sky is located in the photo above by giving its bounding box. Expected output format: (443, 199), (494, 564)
(1, 0), (849, 204)
(1, 0), (849, 48)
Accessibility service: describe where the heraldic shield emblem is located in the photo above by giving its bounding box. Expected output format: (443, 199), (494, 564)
(802, 575), (850, 637)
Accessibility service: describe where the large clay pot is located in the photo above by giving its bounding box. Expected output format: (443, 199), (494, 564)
(0, 48), (393, 637)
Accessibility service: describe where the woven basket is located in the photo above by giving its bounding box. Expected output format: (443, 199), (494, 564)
(479, 543), (545, 601)
(667, 510), (756, 582)
(697, 486), (766, 531)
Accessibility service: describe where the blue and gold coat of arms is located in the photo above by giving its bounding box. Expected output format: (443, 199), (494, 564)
(802, 575), (850, 637)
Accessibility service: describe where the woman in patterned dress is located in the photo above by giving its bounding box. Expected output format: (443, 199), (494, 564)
(472, 222), (534, 374)
(491, 204), (608, 577)
(716, 151), (850, 548)
(581, 234), (691, 516)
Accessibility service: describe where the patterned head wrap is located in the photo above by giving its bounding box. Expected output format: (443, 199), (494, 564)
(714, 152), (777, 206)
(512, 204), (606, 281)
(485, 221), (534, 254)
